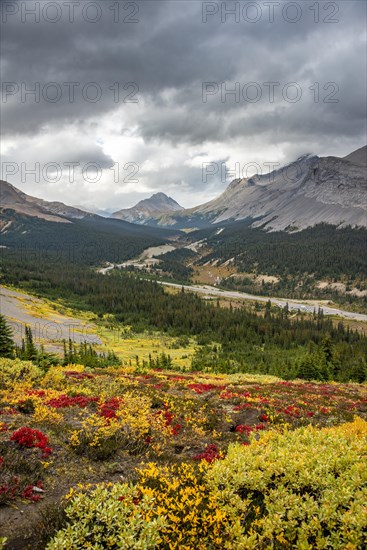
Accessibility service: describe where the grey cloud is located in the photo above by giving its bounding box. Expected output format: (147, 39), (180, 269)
(0, 0), (366, 207)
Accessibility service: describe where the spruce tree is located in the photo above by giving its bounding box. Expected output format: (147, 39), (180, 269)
(24, 325), (37, 361)
(0, 314), (15, 358)
(297, 354), (320, 381)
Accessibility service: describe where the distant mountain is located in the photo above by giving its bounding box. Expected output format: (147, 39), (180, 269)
(2, 144), (365, 237)
(73, 204), (112, 217)
(144, 146), (367, 231)
(112, 192), (184, 224)
(0, 181), (180, 265)
(0, 180), (94, 224)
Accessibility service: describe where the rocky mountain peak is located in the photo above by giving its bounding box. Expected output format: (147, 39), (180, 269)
(111, 192), (183, 224)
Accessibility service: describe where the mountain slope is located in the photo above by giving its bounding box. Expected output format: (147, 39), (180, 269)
(0, 181), (180, 265)
(343, 145), (367, 166)
(154, 146), (367, 231)
(112, 192), (184, 224)
(0, 180), (96, 224)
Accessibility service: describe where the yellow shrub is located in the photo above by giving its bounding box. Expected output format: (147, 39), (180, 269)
(207, 417), (367, 549)
(33, 401), (62, 425)
(68, 391), (170, 459)
(69, 413), (122, 459)
(1, 381), (37, 406)
(0, 358), (42, 389)
(116, 391), (151, 437)
(63, 364), (85, 372)
(41, 364), (86, 389)
(46, 418), (367, 549)
(136, 462), (236, 549)
(49, 464), (238, 550)
(42, 366), (67, 389)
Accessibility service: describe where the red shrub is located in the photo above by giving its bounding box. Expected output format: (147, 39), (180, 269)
(47, 394), (98, 409)
(233, 403), (252, 411)
(283, 405), (301, 418)
(235, 423), (266, 436)
(0, 477), (19, 502)
(10, 427), (52, 457)
(188, 383), (222, 394)
(0, 408), (18, 415)
(21, 480), (44, 502)
(193, 444), (221, 463)
(99, 397), (122, 419)
(235, 424), (253, 436)
(156, 404), (182, 436)
(26, 390), (46, 398)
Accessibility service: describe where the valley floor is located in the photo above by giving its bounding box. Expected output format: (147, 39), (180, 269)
(159, 281), (367, 321)
(97, 262), (367, 322)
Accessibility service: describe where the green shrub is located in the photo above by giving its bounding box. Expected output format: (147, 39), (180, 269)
(206, 417), (367, 549)
(47, 483), (165, 550)
(0, 358), (42, 389)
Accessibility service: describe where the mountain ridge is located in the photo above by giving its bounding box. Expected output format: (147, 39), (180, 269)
(112, 192), (184, 224)
(128, 146), (367, 231)
(0, 180), (96, 224)
(343, 145), (367, 167)
(1, 145), (366, 233)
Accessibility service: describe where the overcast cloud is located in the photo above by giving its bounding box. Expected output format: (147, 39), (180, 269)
(1, 0), (366, 211)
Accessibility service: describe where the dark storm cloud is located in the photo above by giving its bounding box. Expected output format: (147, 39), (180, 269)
(1, 0), (366, 206)
(2, 0), (364, 135)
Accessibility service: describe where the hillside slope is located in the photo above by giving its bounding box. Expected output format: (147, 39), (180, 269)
(132, 147), (367, 231)
(0, 180), (95, 224)
(0, 181), (179, 265)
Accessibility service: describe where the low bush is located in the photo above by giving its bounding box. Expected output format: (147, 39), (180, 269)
(207, 417), (367, 549)
(47, 418), (367, 549)
(47, 483), (165, 549)
(0, 358), (42, 389)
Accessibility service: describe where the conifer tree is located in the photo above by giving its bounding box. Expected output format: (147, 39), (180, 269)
(24, 325), (37, 361)
(0, 314), (15, 358)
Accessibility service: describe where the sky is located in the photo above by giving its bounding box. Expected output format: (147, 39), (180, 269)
(1, 0), (366, 213)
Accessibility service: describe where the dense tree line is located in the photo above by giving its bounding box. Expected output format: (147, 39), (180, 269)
(158, 259), (194, 281)
(1, 250), (366, 381)
(0, 315), (120, 370)
(62, 339), (120, 368)
(0, 211), (176, 265)
(193, 223), (367, 280)
(185, 223), (367, 309)
(222, 274), (367, 313)
(150, 248), (196, 282)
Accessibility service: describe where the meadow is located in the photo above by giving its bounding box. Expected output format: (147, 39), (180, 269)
(0, 358), (366, 549)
